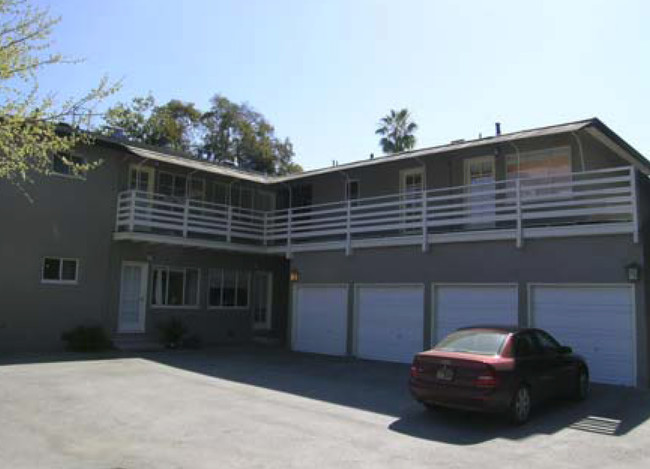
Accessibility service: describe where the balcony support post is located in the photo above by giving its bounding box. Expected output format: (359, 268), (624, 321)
(515, 178), (523, 249)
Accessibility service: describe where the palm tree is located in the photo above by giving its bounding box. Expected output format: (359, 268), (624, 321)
(375, 109), (418, 154)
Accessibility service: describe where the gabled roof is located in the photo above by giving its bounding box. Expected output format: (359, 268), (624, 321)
(97, 117), (650, 185)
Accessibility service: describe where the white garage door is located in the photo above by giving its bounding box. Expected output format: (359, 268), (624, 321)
(292, 284), (348, 356)
(434, 285), (519, 343)
(530, 285), (636, 386)
(356, 285), (424, 363)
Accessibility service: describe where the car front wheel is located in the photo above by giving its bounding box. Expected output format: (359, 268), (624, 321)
(509, 385), (532, 425)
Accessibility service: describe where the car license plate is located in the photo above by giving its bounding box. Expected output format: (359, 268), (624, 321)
(436, 365), (454, 381)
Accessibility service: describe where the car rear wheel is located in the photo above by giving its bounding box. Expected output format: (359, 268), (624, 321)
(572, 367), (589, 401)
(509, 385), (532, 425)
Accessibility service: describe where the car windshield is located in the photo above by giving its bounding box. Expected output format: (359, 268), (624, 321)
(435, 330), (508, 356)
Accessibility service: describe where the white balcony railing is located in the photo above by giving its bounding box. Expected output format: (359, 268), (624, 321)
(114, 166), (639, 255)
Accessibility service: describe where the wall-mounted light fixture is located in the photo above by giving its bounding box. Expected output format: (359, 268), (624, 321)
(290, 269), (299, 282)
(626, 262), (641, 282)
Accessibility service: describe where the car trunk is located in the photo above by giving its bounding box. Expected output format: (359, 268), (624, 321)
(413, 352), (498, 388)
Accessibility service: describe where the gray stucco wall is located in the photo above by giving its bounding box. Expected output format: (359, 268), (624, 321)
(289, 234), (647, 386)
(0, 145), (120, 351)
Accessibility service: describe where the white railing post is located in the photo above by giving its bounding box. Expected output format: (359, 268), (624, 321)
(421, 189), (428, 252)
(128, 190), (136, 232)
(345, 200), (352, 256)
(182, 198), (190, 238)
(630, 167), (639, 244)
(226, 206), (233, 242)
(286, 208), (293, 259)
(515, 179), (523, 248)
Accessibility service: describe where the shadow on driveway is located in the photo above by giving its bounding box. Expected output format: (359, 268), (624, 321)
(3, 345), (649, 445)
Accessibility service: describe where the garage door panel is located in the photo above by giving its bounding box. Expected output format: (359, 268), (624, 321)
(435, 285), (518, 343)
(293, 285), (348, 356)
(531, 285), (635, 386)
(356, 286), (423, 363)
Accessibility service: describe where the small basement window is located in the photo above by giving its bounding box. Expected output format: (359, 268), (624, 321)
(41, 257), (79, 284)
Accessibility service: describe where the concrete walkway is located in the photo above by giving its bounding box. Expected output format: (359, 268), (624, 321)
(1, 347), (649, 469)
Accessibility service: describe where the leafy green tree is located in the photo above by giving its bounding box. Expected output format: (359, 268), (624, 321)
(102, 95), (201, 152)
(200, 94), (301, 175)
(375, 108), (418, 154)
(0, 0), (119, 186)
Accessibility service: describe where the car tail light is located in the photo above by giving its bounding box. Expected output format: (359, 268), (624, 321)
(410, 363), (422, 378)
(474, 367), (499, 388)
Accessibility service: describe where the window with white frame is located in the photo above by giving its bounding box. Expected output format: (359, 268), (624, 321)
(506, 147), (571, 198)
(208, 269), (250, 308)
(158, 172), (187, 198)
(151, 266), (200, 307)
(345, 180), (360, 200)
(41, 257), (79, 284)
(52, 154), (86, 178)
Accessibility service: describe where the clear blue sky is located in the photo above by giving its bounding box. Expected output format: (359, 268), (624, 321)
(34, 0), (650, 170)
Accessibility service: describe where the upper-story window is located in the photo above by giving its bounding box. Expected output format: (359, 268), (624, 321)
(345, 180), (360, 200)
(52, 154), (86, 178)
(158, 172), (205, 200)
(129, 165), (155, 193)
(158, 172), (187, 198)
(506, 146), (571, 197)
(211, 182), (256, 209)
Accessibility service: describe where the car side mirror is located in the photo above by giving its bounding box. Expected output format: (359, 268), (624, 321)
(558, 346), (572, 354)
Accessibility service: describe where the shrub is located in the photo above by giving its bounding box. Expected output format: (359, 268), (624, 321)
(158, 317), (188, 349)
(61, 325), (113, 352)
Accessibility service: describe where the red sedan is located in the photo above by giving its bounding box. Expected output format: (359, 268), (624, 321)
(409, 326), (589, 424)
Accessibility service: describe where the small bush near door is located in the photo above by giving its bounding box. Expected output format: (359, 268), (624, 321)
(61, 326), (113, 352)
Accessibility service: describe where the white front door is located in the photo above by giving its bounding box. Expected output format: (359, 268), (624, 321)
(400, 168), (424, 231)
(118, 262), (148, 333)
(292, 284), (348, 356)
(253, 272), (273, 330)
(464, 156), (496, 226)
(355, 284), (424, 363)
(530, 284), (636, 386)
(433, 284), (519, 344)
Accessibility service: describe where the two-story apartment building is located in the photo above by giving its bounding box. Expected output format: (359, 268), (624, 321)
(2, 117), (650, 387)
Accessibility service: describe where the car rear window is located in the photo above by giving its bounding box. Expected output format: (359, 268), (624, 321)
(435, 330), (508, 356)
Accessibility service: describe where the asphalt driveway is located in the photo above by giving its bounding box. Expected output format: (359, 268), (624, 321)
(1, 346), (650, 469)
